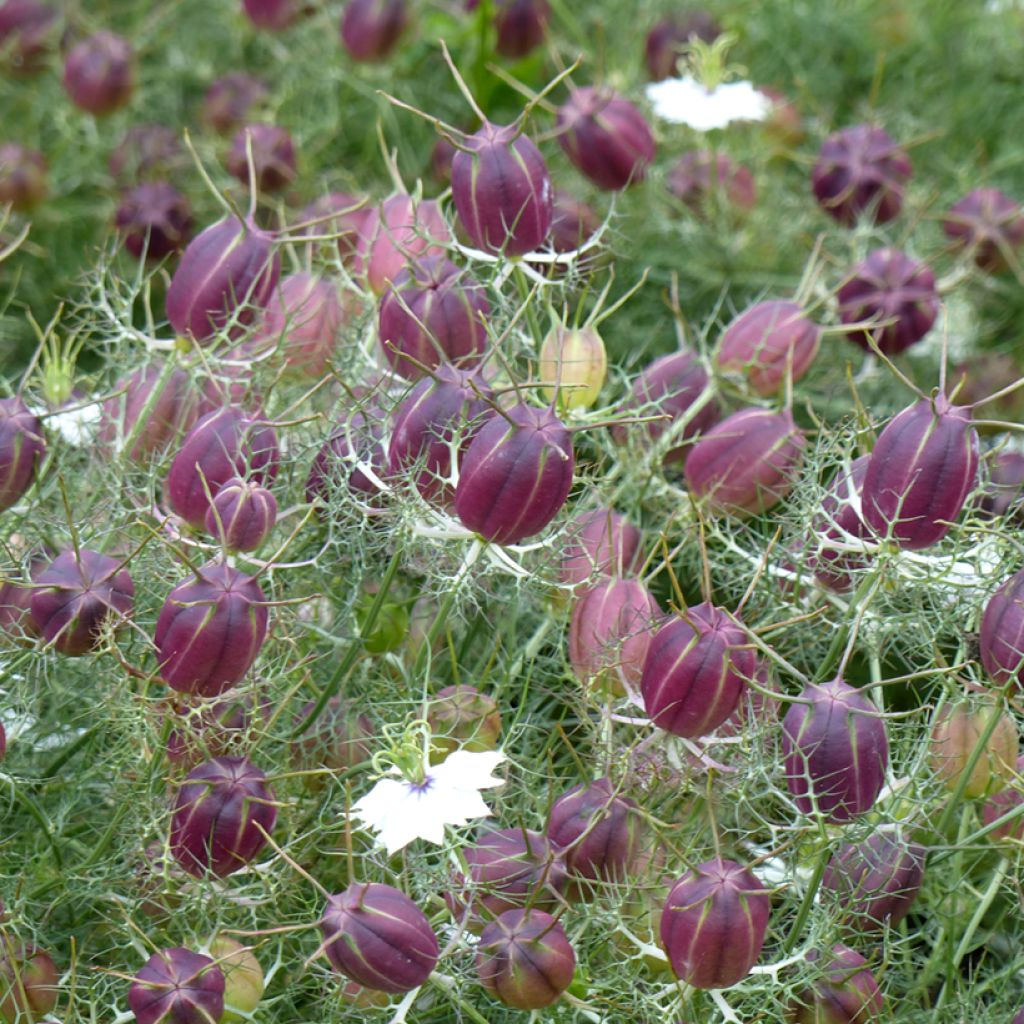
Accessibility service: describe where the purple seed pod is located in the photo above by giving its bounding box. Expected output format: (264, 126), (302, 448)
(861, 395), (979, 550)
(115, 182), (194, 261)
(62, 31), (134, 115)
(29, 548), (134, 657)
(0, 549), (47, 643)
(378, 256), (490, 379)
(549, 189), (600, 254)
(556, 86), (655, 192)
(979, 451), (1024, 518)
(298, 191), (370, 264)
(644, 12), (721, 81)
(929, 701), (1019, 798)
(612, 349), (719, 463)
(569, 577), (660, 695)
(165, 691), (268, 771)
(166, 215), (280, 343)
(476, 909), (575, 1010)
(155, 562), (269, 697)
(0, 143), (46, 211)
(981, 568), (1024, 687)
(640, 602), (754, 738)
(427, 684), (502, 758)
(811, 125), (911, 226)
(128, 948), (225, 1024)
(715, 300), (821, 396)
(0, 939), (58, 1024)
(242, 0), (311, 30)
(660, 859), (770, 989)
(292, 696), (375, 778)
(225, 123), (297, 193)
(339, 0), (409, 62)
(0, 397), (45, 511)
(451, 121), (553, 257)
(667, 151), (757, 213)
(204, 476), (277, 552)
(539, 325), (607, 410)
(166, 406), (280, 529)
(493, 0), (549, 58)
(821, 829), (925, 932)
(108, 124), (184, 183)
(943, 187), (1024, 272)
(981, 754), (1024, 841)
(170, 755), (277, 877)
(0, 1), (58, 75)
(1015, 1010), (1024, 1024)
(547, 776), (643, 882)
(951, 352), (1024, 436)
(430, 136), (456, 184)
(320, 882), (439, 993)
(201, 73), (267, 136)
(837, 247), (938, 355)
(789, 945), (883, 1024)
(454, 403), (574, 545)
(782, 677), (888, 823)
(255, 272), (346, 377)
(684, 407), (806, 517)
(560, 508), (643, 588)
(307, 404), (390, 507)
(809, 455), (871, 592)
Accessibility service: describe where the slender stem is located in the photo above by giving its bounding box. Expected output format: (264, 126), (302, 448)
(783, 837), (830, 953)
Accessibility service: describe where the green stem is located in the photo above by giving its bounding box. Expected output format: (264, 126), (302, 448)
(429, 974), (492, 1024)
(3, 775), (63, 869)
(783, 838), (830, 953)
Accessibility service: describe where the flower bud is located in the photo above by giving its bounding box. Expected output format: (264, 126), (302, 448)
(155, 562), (269, 697)
(476, 909), (575, 1010)
(667, 151), (756, 213)
(0, 1), (58, 76)
(115, 182), (193, 261)
(861, 395), (978, 549)
(128, 948), (225, 1024)
(62, 30), (134, 115)
(0, 397), (44, 511)
(0, 143), (46, 210)
(929, 701), (1018, 798)
(645, 12), (721, 80)
(339, 0), (409, 61)
(204, 476), (277, 551)
(684, 407), (806, 517)
(981, 754), (1024, 842)
(556, 86), (655, 191)
(225, 123), (297, 193)
(715, 300), (821, 396)
(809, 455), (872, 591)
(166, 215), (280, 343)
(782, 678), (888, 823)
(539, 324), (607, 410)
(170, 755), (277, 877)
(641, 602), (754, 738)
(943, 187), (1024, 272)
(201, 73), (267, 136)
(298, 191), (370, 263)
(560, 507), (643, 588)
(789, 945), (883, 1023)
(980, 568), (1024, 688)
(242, 0), (310, 30)
(320, 882), (439, 992)
(29, 548), (134, 657)
(451, 122), (553, 256)
(837, 247), (938, 355)
(292, 696), (375, 780)
(660, 859), (770, 989)
(811, 125), (911, 226)
(0, 938), (57, 1024)
(427, 684), (501, 760)
(454, 403), (574, 544)
(255, 272), (346, 377)
(306, 403), (390, 506)
(493, 0), (549, 58)
(208, 937), (264, 1024)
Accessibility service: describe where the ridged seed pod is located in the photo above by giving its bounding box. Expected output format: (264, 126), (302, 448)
(298, 192), (370, 264)
(242, 0), (310, 30)
(115, 182), (193, 261)
(128, 948), (225, 1024)
(225, 123), (296, 193)
(0, 143), (47, 210)
(208, 937), (264, 1024)
(320, 882), (439, 993)
(645, 12), (721, 80)
(493, 0), (549, 58)
(339, 0), (408, 62)
(109, 124), (184, 183)
(170, 755), (277, 877)
(62, 30), (134, 115)
(929, 701), (1018, 798)
(0, 939), (57, 1024)
(981, 755), (1024, 842)
(809, 455), (871, 591)
(427, 684), (502, 758)
(861, 395), (978, 550)
(255, 272), (346, 377)
(306, 404), (389, 506)
(667, 151), (757, 213)
(291, 696), (374, 782)
(782, 678), (888, 823)
(201, 73), (267, 136)
(204, 476), (277, 551)
(0, 1), (58, 76)
(660, 859), (770, 990)
(560, 507), (643, 588)
(980, 568), (1024, 687)
(943, 187), (1024, 272)
(789, 945), (883, 1024)
(166, 691), (267, 771)
(0, 397), (45, 511)
(549, 189), (600, 254)
(539, 325), (608, 410)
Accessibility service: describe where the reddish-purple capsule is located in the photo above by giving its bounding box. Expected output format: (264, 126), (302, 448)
(810, 455), (872, 591)
(0, 397), (45, 511)
(292, 696), (375, 778)
(108, 124), (183, 183)
(943, 187), (1024, 272)
(782, 678), (888, 823)
(660, 859), (770, 990)
(667, 151), (757, 214)
(0, 939), (58, 1023)
(165, 690), (268, 771)
(0, 0), (58, 75)
(979, 451), (1024, 518)
(242, 0), (310, 30)
(548, 189), (600, 254)
(981, 754), (1024, 842)
(644, 12), (721, 80)
(789, 945), (883, 1023)
(980, 568), (1024, 688)
(861, 395), (979, 550)
(493, 0), (549, 58)
(201, 73), (267, 136)
(225, 123), (297, 193)
(307, 404), (390, 507)
(339, 0), (408, 62)
(128, 948), (225, 1024)
(62, 30), (134, 115)
(298, 191), (370, 264)
(205, 476), (277, 552)
(0, 143), (47, 210)
(560, 507), (643, 587)
(255, 272), (346, 377)
(115, 182), (193, 261)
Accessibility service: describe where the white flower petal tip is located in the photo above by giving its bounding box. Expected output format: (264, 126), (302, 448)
(645, 76), (771, 130)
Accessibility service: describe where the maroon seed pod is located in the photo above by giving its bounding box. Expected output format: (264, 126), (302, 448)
(820, 829), (925, 932)
(62, 31), (134, 115)
(291, 696), (374, 779)
(29, 548), (134, 657)
(667, 151), (756, 213)
(204, 476), (277, 551)
(0, 939), (58, 1024)
(981, 754), (1024, 841)
(0, 144), (46, 211)
(476, 909), (575, 1010)
(430, 136), (456, 184)
(166, 406), (280, 528)
(115, 182), (194, 261)
(298, 191), (370, 264)
(569, 576), (660, 695)
(166, 215), (280, 343)
(715, 299), (821, 396)
(155, 562), (269, 697)
(811, 125), (911, 226)
(809, 455), (871, 591)
(837, 247), (938, 355)
(0, 549), (46, 643)
(951, 352), (1024, 436)
(339, 0), (409, 62)
(201, 73), (267, 136)
(242, 0), (311, 30)
(378, 256), (490, 378)
(861, 395), (979, 550)
(782, 677), (888, 823)
(426, 684), (501, 758)
(943, 187), (1024, 272)
(548, 189), (600, 254)
(929, 701), (1019, 798)
(979, 451), (1024, 518)
(789, 944), (883, 1024)
(981, 568), (1024, 687)
(1015, 1011), (1024, 1024)
(454, 403), (574, 545)
(320, 882), (439, 993)
(128, 948), (225, 1024)
(612, 349), (719, 463)
(556, 86), (655, 192)
(170, 755), (277, 878)
(225, 123), (297, 193)
(0, 1), (58, 76)
(560, 507), (643, 588)
(493, 0), (549, 58)
(660, 859), (770, 989)
(0, 397), (45, 511)
(166, 691), (268, 771)
(684, 407), (806, 517)
(307, 403), (389, 506)
(640, 602), (754, 738)
(451, 121), (553, 257)
(644, 12), (722, 81)
(109, 124), (184, 183)
(255, 272), (345, 377)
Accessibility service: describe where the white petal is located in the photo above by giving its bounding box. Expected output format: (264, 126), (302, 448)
(429, 749), (506, 791)
(644, 76), (770, 130)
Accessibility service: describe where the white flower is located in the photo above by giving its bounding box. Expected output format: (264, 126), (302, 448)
(645, 75), (770, 131)
(350, 749), (505, 856)
(30, 401), (102, 447)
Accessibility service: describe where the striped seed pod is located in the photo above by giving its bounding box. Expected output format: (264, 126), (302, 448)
(789, 944), (883, 1023)
(929, 701), (1018, 798)
(0, 397), (45, 512)
(128, 948), (224, 1024)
